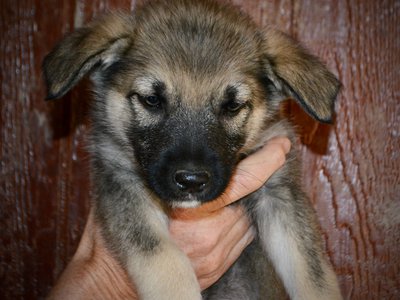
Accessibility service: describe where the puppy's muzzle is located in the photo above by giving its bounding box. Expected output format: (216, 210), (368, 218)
(149, 143), (230, 203)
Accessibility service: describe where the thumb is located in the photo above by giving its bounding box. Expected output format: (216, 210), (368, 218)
(173, 136), (291, 217)
(215, 136), (291, 208)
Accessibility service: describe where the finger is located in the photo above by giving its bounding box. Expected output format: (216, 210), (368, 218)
(197, 226), (256, 290)
(216, 136), (290, 207)
(74, 208), (96, 258)
(172, 137), (290, 218)
(188, 207), (252, 273)
(195, 206), (252, 260)
(206, 207), (253, 258)
(170, 205), (246, 257)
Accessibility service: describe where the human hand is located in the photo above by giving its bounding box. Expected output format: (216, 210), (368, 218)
(48, 137), (290, 299)
(47, 209), (139, 299)
(170, 136), (291, 289)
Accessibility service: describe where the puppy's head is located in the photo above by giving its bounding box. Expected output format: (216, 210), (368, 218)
(43, 0), (340, 207)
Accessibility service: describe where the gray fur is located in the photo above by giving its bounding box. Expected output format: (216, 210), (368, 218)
(43, 0), (342, 299)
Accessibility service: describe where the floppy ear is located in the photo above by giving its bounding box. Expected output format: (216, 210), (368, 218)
(42, 13), (134, 99)
(262, 27), (341, 123)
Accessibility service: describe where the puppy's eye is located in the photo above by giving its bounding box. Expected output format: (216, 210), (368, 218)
(222, 85), (247, 116)
(128, 92), (163, 109)
(143, 95), (161, 107)
(222, 100), (246, 115)
(225, 100), (245, 112)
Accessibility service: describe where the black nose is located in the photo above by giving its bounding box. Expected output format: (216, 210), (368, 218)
(174, 170), (210, 193)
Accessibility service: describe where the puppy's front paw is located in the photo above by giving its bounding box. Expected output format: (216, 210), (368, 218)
(127, 242), (201, 300)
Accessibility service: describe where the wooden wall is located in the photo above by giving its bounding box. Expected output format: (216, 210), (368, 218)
(1, 0), (399, 299)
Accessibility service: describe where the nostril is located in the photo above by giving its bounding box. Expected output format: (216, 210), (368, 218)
(174, 170), (210, 193)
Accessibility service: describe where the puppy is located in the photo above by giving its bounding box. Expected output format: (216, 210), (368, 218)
(43, 0), (342, 299)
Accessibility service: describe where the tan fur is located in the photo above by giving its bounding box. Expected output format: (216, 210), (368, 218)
(262, 27), (340, 122)
(128, 197), (201, 300)
(43, 13), (134, 99)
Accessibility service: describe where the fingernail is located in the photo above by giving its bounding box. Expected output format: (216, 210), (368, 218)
(281, 138), (291, 154)
(267, 136), (291, 154)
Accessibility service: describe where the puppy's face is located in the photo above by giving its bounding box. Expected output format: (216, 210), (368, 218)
(102, 17), (269, 207)
(43, 0), (340, 207)
(123, 76), (264, 207)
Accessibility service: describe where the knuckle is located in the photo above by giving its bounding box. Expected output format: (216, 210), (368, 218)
(204, 252), (222, 274)
(195, 235), (218, 257)
(203, 236), (219, 253)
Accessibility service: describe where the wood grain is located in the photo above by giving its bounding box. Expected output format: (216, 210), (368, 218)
(1, 0), (399, 298)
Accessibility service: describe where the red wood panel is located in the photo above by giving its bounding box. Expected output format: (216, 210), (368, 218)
(1, 0), (399, 298)
(292, 2), (400, 298)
